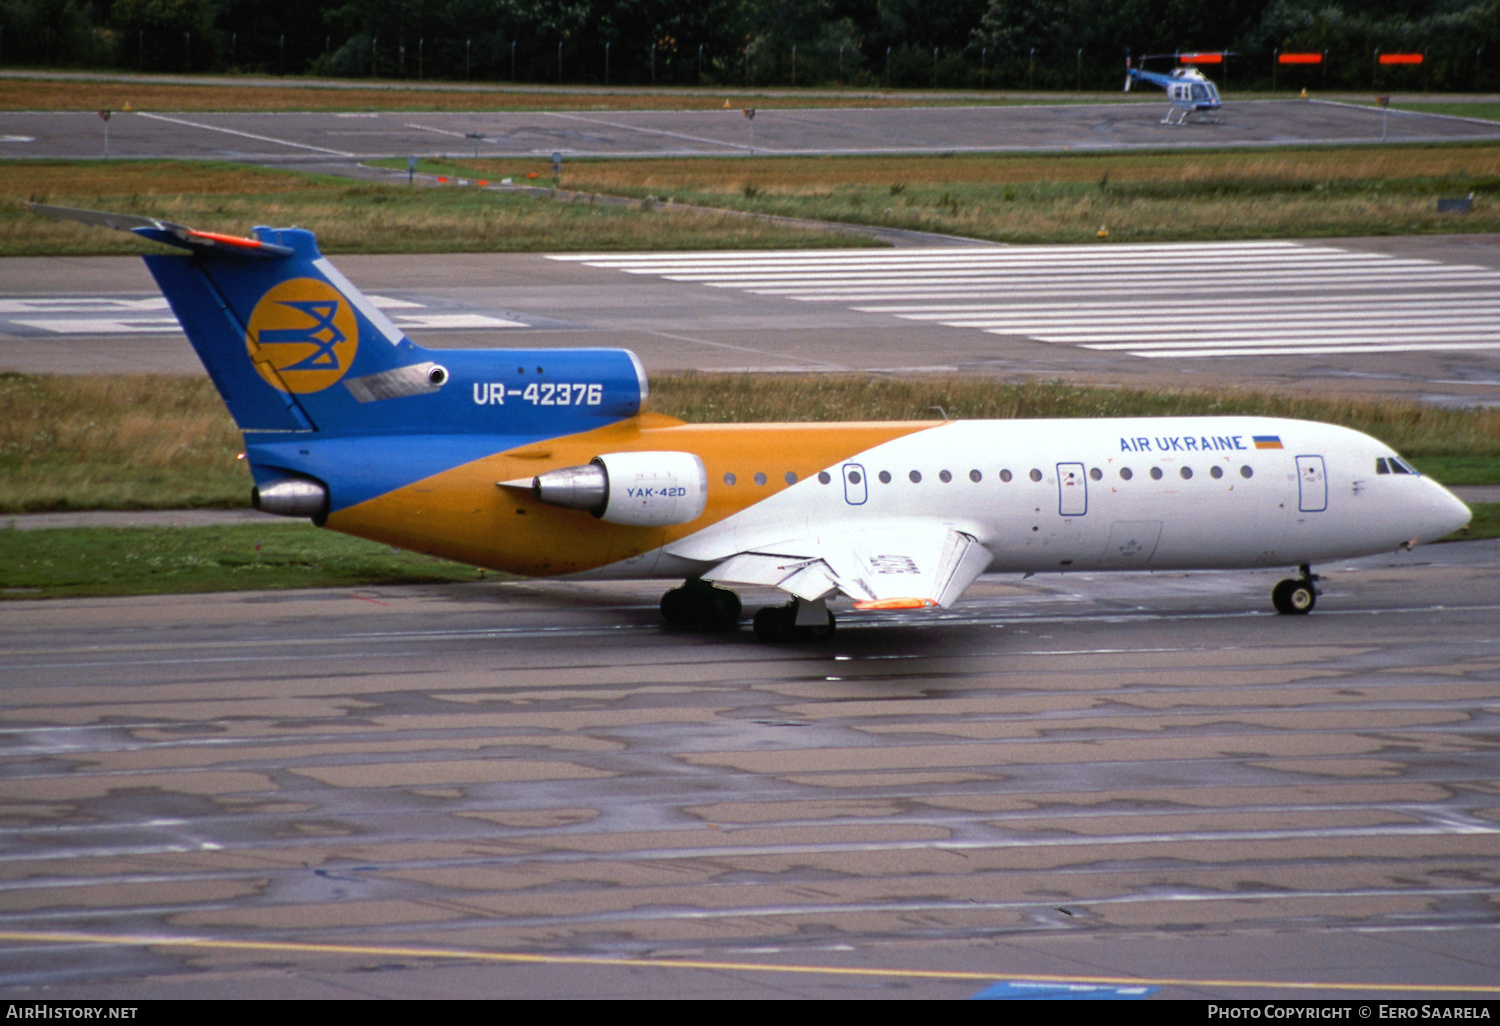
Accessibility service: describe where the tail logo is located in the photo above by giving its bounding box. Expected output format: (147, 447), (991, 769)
(246, 278), (359, 393)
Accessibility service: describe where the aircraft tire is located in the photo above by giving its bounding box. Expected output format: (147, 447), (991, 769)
(706, 586), (742, 630)
(753, 604), (836, 642)
(660, 586), (698, 626)
(797, 610), (836, 642)
(753, 604), (796, 642)
(661, 582), (742, 630)
(1272, 579), (1316, 615)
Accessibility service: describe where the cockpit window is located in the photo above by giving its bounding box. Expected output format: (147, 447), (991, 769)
(1379, 456), (1418, 475)
(1376, 458), (1390, 474)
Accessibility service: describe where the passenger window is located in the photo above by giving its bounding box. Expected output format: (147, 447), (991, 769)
(1180, 467), (1193, 480)
(1240, 466), (1253, 479)
(1000, 469), (1013, 483)
(724, 473), (737, 486)
(1089, 468), (1102, 481)
(969, 469), (982, 482)
(817, 471), (830, 484)
(909, 470), (922, 483)
(785, 472), (797, 485)
(1210, 465), (1223, 479)
(879, 470), (892, 484)
(1029, 469), (1043, 482)
(755, 472), (768, 486)
(1120, 467), (1133, 481)
(1150, 467), (1163, 480)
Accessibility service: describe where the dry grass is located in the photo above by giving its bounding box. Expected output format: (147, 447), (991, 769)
(5, 372), (1496, 513)
(0, 373), (247, 511)
(2, 160), (872, 255)
(555, 147), (1500, 191)
(518, 145), (1500, 243)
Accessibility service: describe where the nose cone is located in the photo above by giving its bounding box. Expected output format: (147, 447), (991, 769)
(1415, 479), (1472, 542)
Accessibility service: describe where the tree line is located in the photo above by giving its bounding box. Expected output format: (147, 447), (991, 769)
(3, 0), (1497, 92)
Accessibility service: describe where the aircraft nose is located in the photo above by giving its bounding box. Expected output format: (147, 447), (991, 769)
(1418, 480), (1472, 541)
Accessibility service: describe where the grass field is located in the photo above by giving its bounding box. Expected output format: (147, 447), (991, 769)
(4, 160), (870, 255)
(5, 373), (1498, 515)
(1386, 102), (1500, 123)
(478, 144), (1500, 244)
(12, 138), (1497, 258)
(0, 522), (485, 599)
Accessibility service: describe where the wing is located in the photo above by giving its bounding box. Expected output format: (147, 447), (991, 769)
(698, 521), (992, 611)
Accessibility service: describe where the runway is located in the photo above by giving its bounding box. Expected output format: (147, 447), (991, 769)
(5, 235), (1500, 405)
(5, 99), (1500, 163)
(2, 541), (1498, 998)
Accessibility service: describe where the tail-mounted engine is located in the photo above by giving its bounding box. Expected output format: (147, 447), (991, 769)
(252, 474), (330, 524)
(505, 451), (707, 527)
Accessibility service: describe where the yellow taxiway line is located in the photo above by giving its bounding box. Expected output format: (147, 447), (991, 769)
(3, 930), (1500, 994)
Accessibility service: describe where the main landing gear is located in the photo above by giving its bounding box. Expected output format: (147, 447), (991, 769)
(659, 581), (837, 642)
(660, 579), (741, 631)
(1271, 565), (1320, 615)
(752, 598), (836, 643)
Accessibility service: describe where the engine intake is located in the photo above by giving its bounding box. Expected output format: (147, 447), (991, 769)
(515, 451), (707, 527)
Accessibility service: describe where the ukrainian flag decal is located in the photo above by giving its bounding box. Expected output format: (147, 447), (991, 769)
(246, 278), (359, 394)
(1253, 435), (1284, 449)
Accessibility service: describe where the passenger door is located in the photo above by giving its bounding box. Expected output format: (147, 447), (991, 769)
(1296, 455), (1327, 513)
(1057, 462), (1088, 516)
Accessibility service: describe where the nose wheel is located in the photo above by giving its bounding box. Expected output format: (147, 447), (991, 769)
(660, 579), (742, 631)
(1272, 566), (1319, 615)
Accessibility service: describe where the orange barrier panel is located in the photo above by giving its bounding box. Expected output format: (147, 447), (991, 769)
(1179, 53), (1223, 64)
(1279, 53), (1323, 64)
(1379, 53), (1424, 64)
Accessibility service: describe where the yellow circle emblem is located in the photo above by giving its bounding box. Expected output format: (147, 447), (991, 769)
(245, 278), (359, 394)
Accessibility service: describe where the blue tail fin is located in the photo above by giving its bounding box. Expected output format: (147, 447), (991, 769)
(143, 225), (648, 444)
(145, 226), (440, 434)
(28, 205), (650, 447)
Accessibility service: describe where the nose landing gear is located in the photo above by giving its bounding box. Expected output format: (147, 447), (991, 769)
(660, 579), (742, 631)
(1272, 565), (1320, 615)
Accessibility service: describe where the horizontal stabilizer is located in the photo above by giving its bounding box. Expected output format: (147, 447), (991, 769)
(28, 203), (294, 258)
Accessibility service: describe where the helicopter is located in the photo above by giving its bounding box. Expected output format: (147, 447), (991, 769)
(1125, 53), (1225, 125)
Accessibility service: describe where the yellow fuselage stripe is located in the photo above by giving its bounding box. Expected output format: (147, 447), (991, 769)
(325, 418), (938, 576)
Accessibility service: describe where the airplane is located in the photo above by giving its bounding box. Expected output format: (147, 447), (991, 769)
(30, 203), (1472, 641)
(1125, 54), (1224, 125)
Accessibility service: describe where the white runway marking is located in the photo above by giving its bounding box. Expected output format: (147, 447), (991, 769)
(132, 111), (356, 157)
(0, 297), (169, 313)
(0, 293), (524, 337)
(555, 242), (1500, 361)
(14, 317), (181, 334)
(396, 313), (527, 329)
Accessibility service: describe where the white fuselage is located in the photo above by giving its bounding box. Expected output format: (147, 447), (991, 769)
(644, 417), (1470, 581)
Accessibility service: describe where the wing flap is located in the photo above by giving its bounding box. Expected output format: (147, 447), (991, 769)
(702, 523), (990, 610)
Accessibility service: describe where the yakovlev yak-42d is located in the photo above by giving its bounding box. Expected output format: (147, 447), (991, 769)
(33, 205), (1471, 641)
